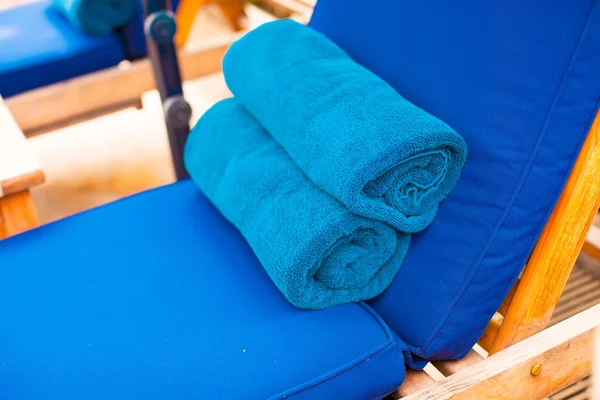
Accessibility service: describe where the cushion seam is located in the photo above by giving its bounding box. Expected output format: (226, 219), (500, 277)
(269, 302), (399, 399)
(367, 386), (401, 400)
(449, 96), (600, 356)
(414, 1), (597, 356)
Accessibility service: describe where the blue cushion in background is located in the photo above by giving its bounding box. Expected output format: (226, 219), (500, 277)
(51, 0), (137, 36)
(118, 0), (147, 60)
(0, 1), (125, 97)
(309, 0), (600, 360)
(0, 181), (406, 399)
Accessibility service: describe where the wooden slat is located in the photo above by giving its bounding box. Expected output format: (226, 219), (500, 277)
(569, 393), (591, 400)
(175, 0), (247, 48)
(295, 0), (315, 6)
(5, 34), (240, 135)
(423, 363), (447, 381)
(563, 274), (594, 293)
(591, 326), (600, 400)
(569, 267), (587, 280)
(563, 392), (590, 400)
(583, 224), (600, 261)
(489, 113), (600, 354)
(259, 0), (314, 16)
(0, 190), (39, 239)
(216, 0), (247, 31)
(394, 369), (436, 398)
(403, 304), (600, 400)
(478, 313), (502, 352)
(498, 278), (520, 316)
(432, 350), (484, 376)
(551, 291), (600, 326)
(550, 378), (590, 399)
(564, 272), (594, 293)
(550, 264), (600, 325)
(556, 283), (600, 311)
(471, 344), (489, 358)
(511, 274), (597, 400)
(174, 0), (205, 48)
(0, 96), (45, 197)
(558, 279), (600, 305)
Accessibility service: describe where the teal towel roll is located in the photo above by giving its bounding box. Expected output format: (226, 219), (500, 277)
(183, 98), (410, 310)
(223, 20), (468, 233)
(52, 0), (136, 35)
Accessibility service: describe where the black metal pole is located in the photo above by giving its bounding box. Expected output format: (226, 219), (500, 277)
(142, 0), (192, 180)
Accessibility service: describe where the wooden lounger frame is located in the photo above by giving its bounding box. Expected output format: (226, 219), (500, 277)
(1, 1), (599, 398)
(3, 0), (281, 137)
(5, 34), (236, 136)
(0, 94), (44, 238)
(174, 0), (248, 48)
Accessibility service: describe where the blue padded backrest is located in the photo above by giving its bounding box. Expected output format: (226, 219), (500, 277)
(309, 0), (600, 360)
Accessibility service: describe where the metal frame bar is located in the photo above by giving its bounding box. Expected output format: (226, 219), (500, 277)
(142, 0), (192, 180)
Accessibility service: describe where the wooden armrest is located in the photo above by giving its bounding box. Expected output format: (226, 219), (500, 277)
(0, 95), (44, 198)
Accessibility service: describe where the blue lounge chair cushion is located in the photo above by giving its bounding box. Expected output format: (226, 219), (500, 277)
(0, 181), (406, 399)
(51, 0), (137, 36)
(0, 1), (125, 97)
(309, 0), (600, 360)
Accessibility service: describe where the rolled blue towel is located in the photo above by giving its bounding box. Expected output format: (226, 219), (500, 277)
(52, 0), (136, 35)
(223, 20), (468, 233)
(183, 98), (410, 310)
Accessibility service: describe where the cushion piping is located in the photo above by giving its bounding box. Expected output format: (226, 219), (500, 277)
(414, 1), (599, 357)
(269, 302), (401, 399)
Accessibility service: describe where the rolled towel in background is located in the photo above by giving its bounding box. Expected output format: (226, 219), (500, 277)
(183, 98), (410, 310)
(223, 20), (468, 233)
(52, 0), (136, 35)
